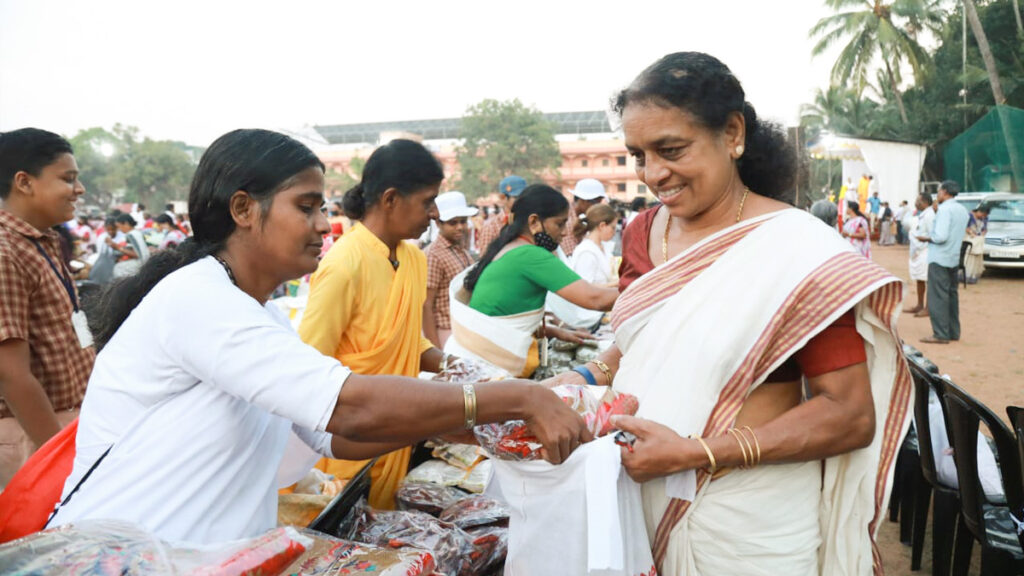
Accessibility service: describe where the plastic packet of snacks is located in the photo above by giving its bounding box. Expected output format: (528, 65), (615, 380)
(347, 501), (475, 576)
(395, 482), (470, 516)
(473, 385), (639, 461)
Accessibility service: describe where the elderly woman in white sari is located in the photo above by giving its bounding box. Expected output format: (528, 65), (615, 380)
(551, 53), (912, 575)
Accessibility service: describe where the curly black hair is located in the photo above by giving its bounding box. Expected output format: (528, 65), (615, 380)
(612, 52), (796, 204)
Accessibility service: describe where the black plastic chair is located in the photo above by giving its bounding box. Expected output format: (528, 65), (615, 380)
(941, 385), (1024, 575)
(907, 362), (961, 575)
(1006, 406), (1024, 551)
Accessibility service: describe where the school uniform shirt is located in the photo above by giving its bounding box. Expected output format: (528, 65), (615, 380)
(51, 257), (350, 544)
(425, 234), (473, 331)
(0, 210), (94, 419)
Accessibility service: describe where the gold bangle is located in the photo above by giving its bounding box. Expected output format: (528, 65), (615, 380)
(690, 435), (718, 474)
(728, 429), (751, 468)
(742, 426), (762, 467)
(589, 360), (613, 385)
(462, 384), (477, 429)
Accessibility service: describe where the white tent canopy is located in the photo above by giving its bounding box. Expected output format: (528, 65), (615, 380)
(809, 136), (927, 207)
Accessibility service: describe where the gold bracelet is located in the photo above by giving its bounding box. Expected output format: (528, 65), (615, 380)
(589, 360), (613, 385)
(690, 435), (718, 474)
(728, 429), (751, 468)
(462, 384), (477, 429)
(742, 426), (762, 467)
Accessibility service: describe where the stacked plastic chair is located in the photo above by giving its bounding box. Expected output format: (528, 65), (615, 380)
(942, 383), (1024, 575)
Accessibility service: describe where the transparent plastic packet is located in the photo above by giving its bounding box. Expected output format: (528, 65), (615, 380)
(0, 520), (310, 576)
(403, 459), (466, 487)
(473, 385), (639, 461)
(464, 524), (509, 576)
(346, 499), (475, 576)
(457, 459), (492, 494)
(282, 527), (434, 575)
(395, 481), (470, 516)
(438, 494), (509, 529)
(431, 358), (510, 384)
(431, 442), (484, 470)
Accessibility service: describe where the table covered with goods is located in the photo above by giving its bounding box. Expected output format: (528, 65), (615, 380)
(0, 340), (654, 576)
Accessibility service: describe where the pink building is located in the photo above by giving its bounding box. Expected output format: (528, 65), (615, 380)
(309, 112), (650, 203)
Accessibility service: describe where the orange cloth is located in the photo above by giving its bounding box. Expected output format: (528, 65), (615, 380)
(299, 223), (432, 509)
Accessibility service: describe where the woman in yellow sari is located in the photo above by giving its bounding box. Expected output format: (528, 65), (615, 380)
(299, 139), (450, 509)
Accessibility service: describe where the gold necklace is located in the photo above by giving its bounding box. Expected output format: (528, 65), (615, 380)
(662, 188), (750, 263)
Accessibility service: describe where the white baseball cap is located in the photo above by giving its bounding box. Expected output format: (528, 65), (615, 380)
(435, 191), (479, 222)
(572, 178), (608, 201)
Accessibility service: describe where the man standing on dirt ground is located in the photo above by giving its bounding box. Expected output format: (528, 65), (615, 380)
(919, 181), (970, 344)
(867, 191), (881, 233)
(906, 192), (934, 317)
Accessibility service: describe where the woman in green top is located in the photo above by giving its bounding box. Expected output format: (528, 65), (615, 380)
(445, 184), (618, 376)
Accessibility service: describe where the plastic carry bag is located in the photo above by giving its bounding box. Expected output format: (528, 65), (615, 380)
(487, 436), (656, 576)
(0, 418), (79, 543)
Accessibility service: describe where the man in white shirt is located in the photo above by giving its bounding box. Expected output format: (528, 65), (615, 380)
(906, 192), (935, 316)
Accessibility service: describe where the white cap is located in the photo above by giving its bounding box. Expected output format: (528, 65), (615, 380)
(435, 191), (479, 222)
(572, 178), (608, 201)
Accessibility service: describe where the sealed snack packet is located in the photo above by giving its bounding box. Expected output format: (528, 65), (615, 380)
(438, 495), (509, 529)
(431, 442), (484, 471)
(395, 482), (469, 516)
(473, 385), (639, 461)
(347, 501), (475, 576)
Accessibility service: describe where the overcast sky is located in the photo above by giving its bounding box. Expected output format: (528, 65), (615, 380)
(0, 0), (844, 147)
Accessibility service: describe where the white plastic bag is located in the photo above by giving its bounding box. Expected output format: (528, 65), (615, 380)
(487, 436), (655, 576)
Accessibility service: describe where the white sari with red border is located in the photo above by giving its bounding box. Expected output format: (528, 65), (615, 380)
(610, 209), (912, 576)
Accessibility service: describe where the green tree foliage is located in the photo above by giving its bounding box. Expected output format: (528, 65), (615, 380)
(325, 156), (364, 197)
(810, 0), (946, 123)
(455, 99), (562, 199)
(804, 0), (1024, 182)
(68, 125), (198, 210)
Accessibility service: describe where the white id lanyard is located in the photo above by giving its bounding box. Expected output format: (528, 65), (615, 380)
(32, 239), (92, 348)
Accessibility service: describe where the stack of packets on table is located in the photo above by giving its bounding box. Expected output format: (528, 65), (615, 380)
(283, 529), (435, 575)
(0, 520), (310, 576)
(345, 489), (509, 576)
(474, 384), (639, 461)
(278, 468), (349, 527)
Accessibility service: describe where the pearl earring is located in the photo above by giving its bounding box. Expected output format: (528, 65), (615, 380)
(735, 145), (744, 157)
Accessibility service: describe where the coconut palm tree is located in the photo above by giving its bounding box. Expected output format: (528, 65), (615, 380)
(962, 0), (1022, 190)
(810, 0), (946, 124)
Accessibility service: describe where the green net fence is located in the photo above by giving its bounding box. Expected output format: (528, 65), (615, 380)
(944, 105), (1024, 192)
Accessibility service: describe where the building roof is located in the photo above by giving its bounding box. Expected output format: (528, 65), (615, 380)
(313, 110), (613, 144)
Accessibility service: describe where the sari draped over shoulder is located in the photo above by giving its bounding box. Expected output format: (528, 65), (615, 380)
(444, 269), (542, 378)
(300, 225), (432, 509)
(610, 209), (912, 576)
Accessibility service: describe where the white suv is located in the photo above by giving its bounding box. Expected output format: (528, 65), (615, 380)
(980, 193), (1024, 269)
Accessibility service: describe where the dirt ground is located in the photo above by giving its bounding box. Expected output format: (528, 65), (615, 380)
(870, 243), (1024, 576)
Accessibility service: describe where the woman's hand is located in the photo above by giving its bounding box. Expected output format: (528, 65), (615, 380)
(549, 325), (594, 345)
(613, 415), (703, 483)
(521, 384), (594, 464)
(539, 369), (588, 389)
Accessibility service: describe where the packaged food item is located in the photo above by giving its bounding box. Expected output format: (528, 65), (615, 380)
(403, 460), (466, 487)
(438, 495), (509, 529)
(473, 385), (639, 461)
(457, 459), (492, 494)
(283, 529), (434, 575)
(465, 524), (509, 575)
(431, 442), (484, 470)
(347, 502), (475, 576)
(277, 493), (333, 527)
(431, 358), (510, 383)
(0, 520), (310, 576)
(395, 482), (469, 516)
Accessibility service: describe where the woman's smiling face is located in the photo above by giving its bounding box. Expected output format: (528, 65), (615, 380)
(622, 103), (742, 221)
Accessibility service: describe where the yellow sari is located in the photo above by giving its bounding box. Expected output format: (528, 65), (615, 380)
(299, 223), (433, 509)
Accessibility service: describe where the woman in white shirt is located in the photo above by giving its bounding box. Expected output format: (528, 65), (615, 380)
(50, 129), (590, 544)
(572, 203), (619, 287)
